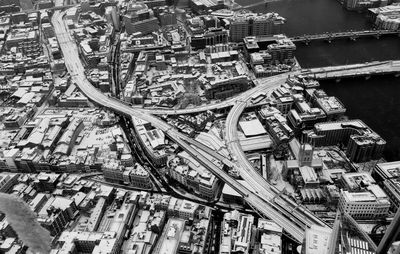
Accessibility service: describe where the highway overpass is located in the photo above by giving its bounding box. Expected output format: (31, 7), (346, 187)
(223, 76), (330, 233)
(53, 8), (400, 240)
(53, 10), (309, 242)
(138, 60), (400, 115)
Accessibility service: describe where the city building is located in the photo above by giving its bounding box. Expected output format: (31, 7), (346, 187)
(374, 161), (400, 180)
(132, 117), (168, 167)
(168, 152), (220, 200)
(191, 28), (229, 49)
(38, 196), (79, 236)
(153, 218), (186, 254)
(204, 76), (252, 100)
(189, 0), (225, 13)
(382, 178), (400, 209)
(258, 105), (294, 145)
(284, 142), (323, 188)
(229, 12), (285, 42)
(374, 161), (400, 209)
(340, 172), (376, 191)
(220, 210), (254, 254)
(303, 120), (386, 161)
(338, 185), (390, 219)
(302, 225), (332, 254)
(255, 219), (282, 254)
(346, 133), (386, 162)
(314, 95), (346, 120)
(123, 209), (164, 254)
(53, 231), (119, 254)
(105, 6), (120, 30)
(0, 173), (19, 193)
(222, 179), (255, 205)
(287, 95), (326, 130)
(369, 4), (400, 30)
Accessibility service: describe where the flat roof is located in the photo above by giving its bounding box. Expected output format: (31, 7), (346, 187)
(342, 190), (376, 202)
(239, 119), (267, 137)
(157, 218), (185, 254)
(376, 161), (400, 179)
(315, 119), (366, 132)
(304, 225), (332, 254)
(239, 135), (273, 152)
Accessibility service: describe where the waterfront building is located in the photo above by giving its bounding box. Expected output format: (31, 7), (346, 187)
(346, 133), (386, 163)
(229, 12), (285, 42)
(369, 3), (400, 30)
(303, 120), (385, 152)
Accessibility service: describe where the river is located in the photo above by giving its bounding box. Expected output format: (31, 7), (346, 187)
(236, 0), (400, 160)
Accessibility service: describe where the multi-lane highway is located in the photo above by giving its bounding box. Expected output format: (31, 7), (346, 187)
(122, 59), (399, 115)
(224, 75), (329, 231)
(52, 9), (325, 242)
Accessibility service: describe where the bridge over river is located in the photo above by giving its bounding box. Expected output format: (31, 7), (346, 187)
(290, 30), (400, 44)
(300, 60), (400, 81)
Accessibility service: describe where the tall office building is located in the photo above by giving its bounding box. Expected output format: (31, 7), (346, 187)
(230, 17), (249, 42)
(105, 6), (120, 31)
(346, 134), (386, 163)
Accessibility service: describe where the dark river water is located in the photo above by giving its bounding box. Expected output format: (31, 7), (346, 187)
(237, 0), (400, 161)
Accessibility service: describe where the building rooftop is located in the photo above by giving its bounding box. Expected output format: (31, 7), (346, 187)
(56, 231), (117, 254)
(375, 161), (400, 179)
(304, 225), (332, 254)
(342, 172), (376, 190)
(156, 218), (185, 254)
(239, 118), (267, 137)
(314, 119), (367, 132)
(316, 96), (346, 114)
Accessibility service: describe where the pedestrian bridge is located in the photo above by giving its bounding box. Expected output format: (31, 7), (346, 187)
(300, 60), (400, 80)
(291, 30), (400, 44)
